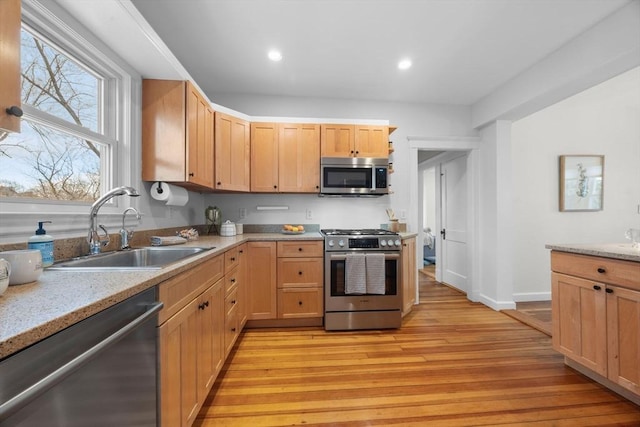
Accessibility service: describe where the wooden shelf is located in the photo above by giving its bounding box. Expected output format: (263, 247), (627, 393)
(389, 125), (397, 134)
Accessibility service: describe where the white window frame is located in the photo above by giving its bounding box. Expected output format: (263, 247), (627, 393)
(0, 0), (140, 244)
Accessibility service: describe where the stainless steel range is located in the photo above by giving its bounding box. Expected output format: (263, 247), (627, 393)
(321, 229), (402, 330)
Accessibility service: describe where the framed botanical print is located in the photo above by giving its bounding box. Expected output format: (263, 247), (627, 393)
(559, 155), (604, 212)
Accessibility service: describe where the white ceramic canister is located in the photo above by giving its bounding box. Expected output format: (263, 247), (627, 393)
(0, 249), (43, 285)
(220, 220), (237, 237)
(0, 259), (10, 296)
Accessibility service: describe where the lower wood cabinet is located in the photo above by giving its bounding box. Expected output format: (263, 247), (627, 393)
(551, 251), (640, 403)
(247, 240), (324, 322)
(402, 236), (417, 316)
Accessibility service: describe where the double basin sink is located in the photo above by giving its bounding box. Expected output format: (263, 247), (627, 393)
(49, 246), (214, 271)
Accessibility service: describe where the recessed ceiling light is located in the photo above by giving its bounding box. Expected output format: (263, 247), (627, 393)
(268, 50), (282, 62)
(398, 59), (412, 70)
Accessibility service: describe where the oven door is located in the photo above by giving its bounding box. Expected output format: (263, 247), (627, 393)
(324, 251), (401, 312)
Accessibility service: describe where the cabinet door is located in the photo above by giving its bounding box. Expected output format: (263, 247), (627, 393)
(354, 125), (389, 158)
(215, 112), (250, 191)
(551, 272), (607, 376)
(320, 124), (355, 157)
(402, 237), (417, 315)
(196, 280), (224, 399)
(277, 287), (323, 319)
(186, 82), (214, 188)
(247, 241), (277, 319)
(224, 286), (240, 356)
(142, 80), (187, 182)
(0, 0), (21, 133)
(159, 299), (199, 427)
(607, 285), (640, 394)
(278, 123), (320, 193)
(250, 122), (279, 192)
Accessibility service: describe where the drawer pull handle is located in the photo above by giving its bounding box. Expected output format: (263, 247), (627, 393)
(231, 278), (236, 283)
(597, 267), (606, 274)
(231, 327), (236, 332)
(606, 288), (613, 294)
(231, 299), (236, 304)
(231, 257), (236, 261)
(593, 285), (601, 291)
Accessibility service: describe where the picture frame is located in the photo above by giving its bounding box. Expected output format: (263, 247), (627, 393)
(559, 155), (604, 212)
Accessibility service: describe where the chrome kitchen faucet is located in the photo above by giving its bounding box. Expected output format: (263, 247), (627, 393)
(88, 186), (140, 254)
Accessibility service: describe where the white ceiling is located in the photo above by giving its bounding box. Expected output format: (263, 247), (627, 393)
(125, 0), (629, 106)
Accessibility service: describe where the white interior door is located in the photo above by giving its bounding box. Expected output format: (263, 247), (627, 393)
(440, 154), (467, 292)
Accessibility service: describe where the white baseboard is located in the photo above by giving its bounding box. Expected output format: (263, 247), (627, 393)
(513, 292), (551, 302)
(477, 294), (516, 311)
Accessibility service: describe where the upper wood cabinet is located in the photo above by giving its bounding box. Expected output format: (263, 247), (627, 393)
(142, 79), (214, 190)
(251, 122), (320, 193)
(278, 123), (320, 192)
(0, 0), (22, 134)
(215, 112), (250, 191)
(321, 124), (389, 158)
(250, 122), (279, 192)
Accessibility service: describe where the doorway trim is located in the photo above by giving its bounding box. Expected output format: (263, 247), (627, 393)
(408, 136), (481, 303)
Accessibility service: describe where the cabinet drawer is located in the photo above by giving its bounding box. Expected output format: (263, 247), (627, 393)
(277, 287), (323, 318)
(225, 287), (239, 317)
(551, 251), (640, 290)
(158, 255), (224, 324)
(277, 240), (323, 258)
(277, 257), (323, 288)
(225, 266), (239, 295)
(225, 246), (240, 273)
(224, 301), (239, 356)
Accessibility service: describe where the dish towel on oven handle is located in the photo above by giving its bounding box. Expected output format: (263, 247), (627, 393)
(345, 253), (367, 294)
(365, 253), (386, 295)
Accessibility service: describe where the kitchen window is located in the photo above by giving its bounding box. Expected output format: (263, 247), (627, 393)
(0, 0), (139, 242)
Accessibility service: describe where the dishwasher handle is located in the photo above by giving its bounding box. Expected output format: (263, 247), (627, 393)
(0, 301), (163, 421)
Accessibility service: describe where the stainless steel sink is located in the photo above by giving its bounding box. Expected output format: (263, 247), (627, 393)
(49, 246), (214, 271)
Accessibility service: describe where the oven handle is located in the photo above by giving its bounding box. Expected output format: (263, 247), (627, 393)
(0, 301), (163, 420)
(328, 252), (400, 261)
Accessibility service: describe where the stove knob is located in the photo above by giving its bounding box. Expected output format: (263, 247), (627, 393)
(394, 239), (401, 246)
(380, 240), (387, 247)
(338, 239), (345, 247)
(387, 239), (394, 246)
(328, 239), (334, 247)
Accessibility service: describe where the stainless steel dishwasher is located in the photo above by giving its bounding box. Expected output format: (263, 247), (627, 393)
(0, 287), (162, 427)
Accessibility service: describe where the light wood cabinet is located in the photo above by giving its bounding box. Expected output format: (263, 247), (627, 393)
(251, 122), (320, 193)
(215, 112), (250, 191)
(223, 245), (243, 356)
(0, 0), (21, 133)
(247, 241), (278, 320)
(142, 79), (214, 191)
(276, 241), (324, 319)
(247, 240), (324, 321)
(158, 255), (224, 427)
(402, 237), (417, 316)
(320, 124), (389, 158)
(250, 123), (279, 192)
(551, 251), (640, 402)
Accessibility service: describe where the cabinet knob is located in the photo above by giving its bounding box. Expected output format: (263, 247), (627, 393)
(597, 267), (606, 274)
(231, 327), (236, 332)
(198, 303), (206, 310)
(230, 278), (236, 283)
(217, 181), (221, 185)
(593, 285), (601, 291)
(605, 288), (613, 294)
(298, 247), (303, 252)
(273, 185), (277, 189)
(231, 299), (236, 304)
(188, 172), (194, 177)
(298, 301), (303, 306)
(5, 106), (23, 117)
(298, 271), (303, 275)
(231, 257), (236, 261)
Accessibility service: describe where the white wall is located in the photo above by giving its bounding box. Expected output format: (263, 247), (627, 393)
(510, 66), (640, 301)
(422, 167), (436, 231)
(203, 95), (475, 230)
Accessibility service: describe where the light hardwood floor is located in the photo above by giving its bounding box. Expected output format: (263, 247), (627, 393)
(195, 274), (640, 426)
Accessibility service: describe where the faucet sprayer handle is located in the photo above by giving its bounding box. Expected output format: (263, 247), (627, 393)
(98, 225), (110, 247)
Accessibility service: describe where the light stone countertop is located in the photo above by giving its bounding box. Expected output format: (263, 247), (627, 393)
(545, 242), (640, 262)
(0, 232), (322, 359)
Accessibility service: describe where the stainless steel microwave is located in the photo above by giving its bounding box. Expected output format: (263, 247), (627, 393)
(320, 157), (389, 196)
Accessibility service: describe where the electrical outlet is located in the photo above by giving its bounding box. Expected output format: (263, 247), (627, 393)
(399, 209), (406, 219)
(306, 209), (312, 220)
(239, 208), (247, 219)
